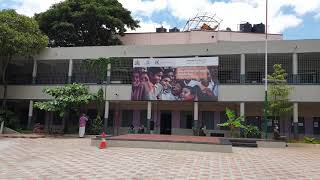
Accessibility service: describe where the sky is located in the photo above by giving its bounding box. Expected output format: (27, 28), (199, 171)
(1, 0), (320, 40)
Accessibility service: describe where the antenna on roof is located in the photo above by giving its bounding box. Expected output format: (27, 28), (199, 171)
(182, 12), (222, 32)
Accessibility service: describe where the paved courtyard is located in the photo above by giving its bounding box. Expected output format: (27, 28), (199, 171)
(1, 137), (320, 180)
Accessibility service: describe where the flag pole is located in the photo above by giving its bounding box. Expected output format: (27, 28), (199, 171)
(263, 0), (269, 139)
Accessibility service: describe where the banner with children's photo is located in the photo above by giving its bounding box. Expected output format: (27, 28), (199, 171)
(131, 57), (219, 101)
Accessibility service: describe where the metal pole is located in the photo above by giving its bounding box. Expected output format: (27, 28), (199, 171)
(264, 0), (269, 139)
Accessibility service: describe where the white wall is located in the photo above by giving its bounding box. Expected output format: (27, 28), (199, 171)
(34, 40), (320, 61)
(119, 31), (282, 46)
(4, 85), (320, 103)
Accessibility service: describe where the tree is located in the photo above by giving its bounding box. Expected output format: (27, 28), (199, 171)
(0, 9), (48, 130)
(35, 0), (139, 47)
(34, 83), (94, 132)
(88, 88), (104, 134)
(267, 64), (293, 137)
(218, 108), (245, 138)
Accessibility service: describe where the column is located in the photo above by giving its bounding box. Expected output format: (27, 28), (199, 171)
(67, 59), (73, 83)
(293, 53), (298, 83)
(240, 102), (245, 117)
(104, 101), (109, 133)
(240, 54), (246, 83)
(147, 101), (153, 133)
(293, 103), (298, 139)
(32, 59), (37, 84)
(27, 100), (33, 129)
(194, 102), (199, 129)
(107, 63), (111, 84)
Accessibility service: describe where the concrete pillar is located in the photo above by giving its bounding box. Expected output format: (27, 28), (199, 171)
(107, 63), (111, 84)
(293, 53), (298, 83)
(147, 101), (154, 133)
(68, 59), (73, 83)
(27, 100), (33, 129)
(32, 59), (37, 84)
(240, 102), (245, 117)
(240, 54), (246, 83)
(104, 101), (109, 133)
(194, 102), (199, 129)
(293, 103), (298, 138)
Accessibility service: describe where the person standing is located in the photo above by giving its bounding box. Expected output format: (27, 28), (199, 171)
(79, 113), (88, 138)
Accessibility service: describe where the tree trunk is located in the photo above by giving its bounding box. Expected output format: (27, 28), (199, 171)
(1, 56), (10, 109)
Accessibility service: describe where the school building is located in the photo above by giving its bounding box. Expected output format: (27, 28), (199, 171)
(2, 30), (320, 138)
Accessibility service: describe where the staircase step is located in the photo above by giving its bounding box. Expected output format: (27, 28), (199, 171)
(232, 142), (257, 147)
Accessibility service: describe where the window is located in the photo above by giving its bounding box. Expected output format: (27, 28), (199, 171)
(201, 111), (214, 129)
(180, 111), (193, 129)
(121, 110), (133, 127)
(140, 110), (148, 127)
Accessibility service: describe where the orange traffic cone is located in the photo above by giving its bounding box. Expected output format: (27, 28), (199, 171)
(99, 132), (107, 149)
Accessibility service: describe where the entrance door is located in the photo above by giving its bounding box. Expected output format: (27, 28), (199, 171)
(160, 111), (172, 135)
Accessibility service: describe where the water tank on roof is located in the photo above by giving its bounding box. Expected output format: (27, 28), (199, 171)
(156, 27), (167, 33)
(240, 22), (252, 33)
(169, 27), (180, 32)
(252, 23), (265, 33)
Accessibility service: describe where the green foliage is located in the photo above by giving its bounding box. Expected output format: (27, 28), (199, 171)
(84, 57), (112, 83)
(34, 83), (94, 118)
(218, 108), (245, 137)
(304, 136), (320, 144)
(88, 116), (103, 135)
(35, 0), (139, 47)
(243, 125), (261, 138)
(92, 87), (104, 117)
(0, 9), (48, 57)
(0, 9), (48, 110)
(268, 64), (293, 119)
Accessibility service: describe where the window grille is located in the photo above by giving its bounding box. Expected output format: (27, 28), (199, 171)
(140, 110), (148, 127)
(72, 60), (101, 83)
(180, 111), (193, 129)
(245, 54), (292, 84)
(201, 111), (214, 129)
(36, 60), (68, 84)
(7, 59), (33, 84)
(218, 55), (240, 84)
(121, 110), (133, 127)
(298, 53), (320, 84)
(110, 57), (133, 84)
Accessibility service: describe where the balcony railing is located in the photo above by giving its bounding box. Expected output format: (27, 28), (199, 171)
(3, 72), (320, 85)
(36, 74), (68, 84)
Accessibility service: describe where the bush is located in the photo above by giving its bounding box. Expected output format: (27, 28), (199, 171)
(0, 109), (20, 130)
(88, 116), (103, 135)
(243, 125), (261, 138)
(304, 136), (320, 144)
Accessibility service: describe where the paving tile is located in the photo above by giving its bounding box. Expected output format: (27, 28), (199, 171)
(0, 138), (320, 179)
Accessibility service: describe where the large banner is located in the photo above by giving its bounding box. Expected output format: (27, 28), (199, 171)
(131, 57), (219, 101)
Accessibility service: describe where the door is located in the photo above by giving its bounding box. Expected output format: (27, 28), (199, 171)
(313, 117), (320, 135)
(160, 111), (172, 135)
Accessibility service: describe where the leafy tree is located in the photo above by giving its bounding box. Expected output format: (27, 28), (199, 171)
(34, 83), (94, 132)
(88, 88), (104, 134)
(267, 64), (293, 137)
(218, 108), (245, 138)
(35, 0), (139, 47)
(0, 9), (48, 129)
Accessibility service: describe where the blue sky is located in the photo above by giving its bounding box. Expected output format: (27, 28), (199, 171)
(1, 0), (320, 40)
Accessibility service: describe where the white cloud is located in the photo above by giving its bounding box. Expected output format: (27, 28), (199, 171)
(126, 19), (171, 33)
(5, 0), (320, 34)
(119, 0), (167, 16)
(11, 0), (63, 17)
(119, 0), (320, 33)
